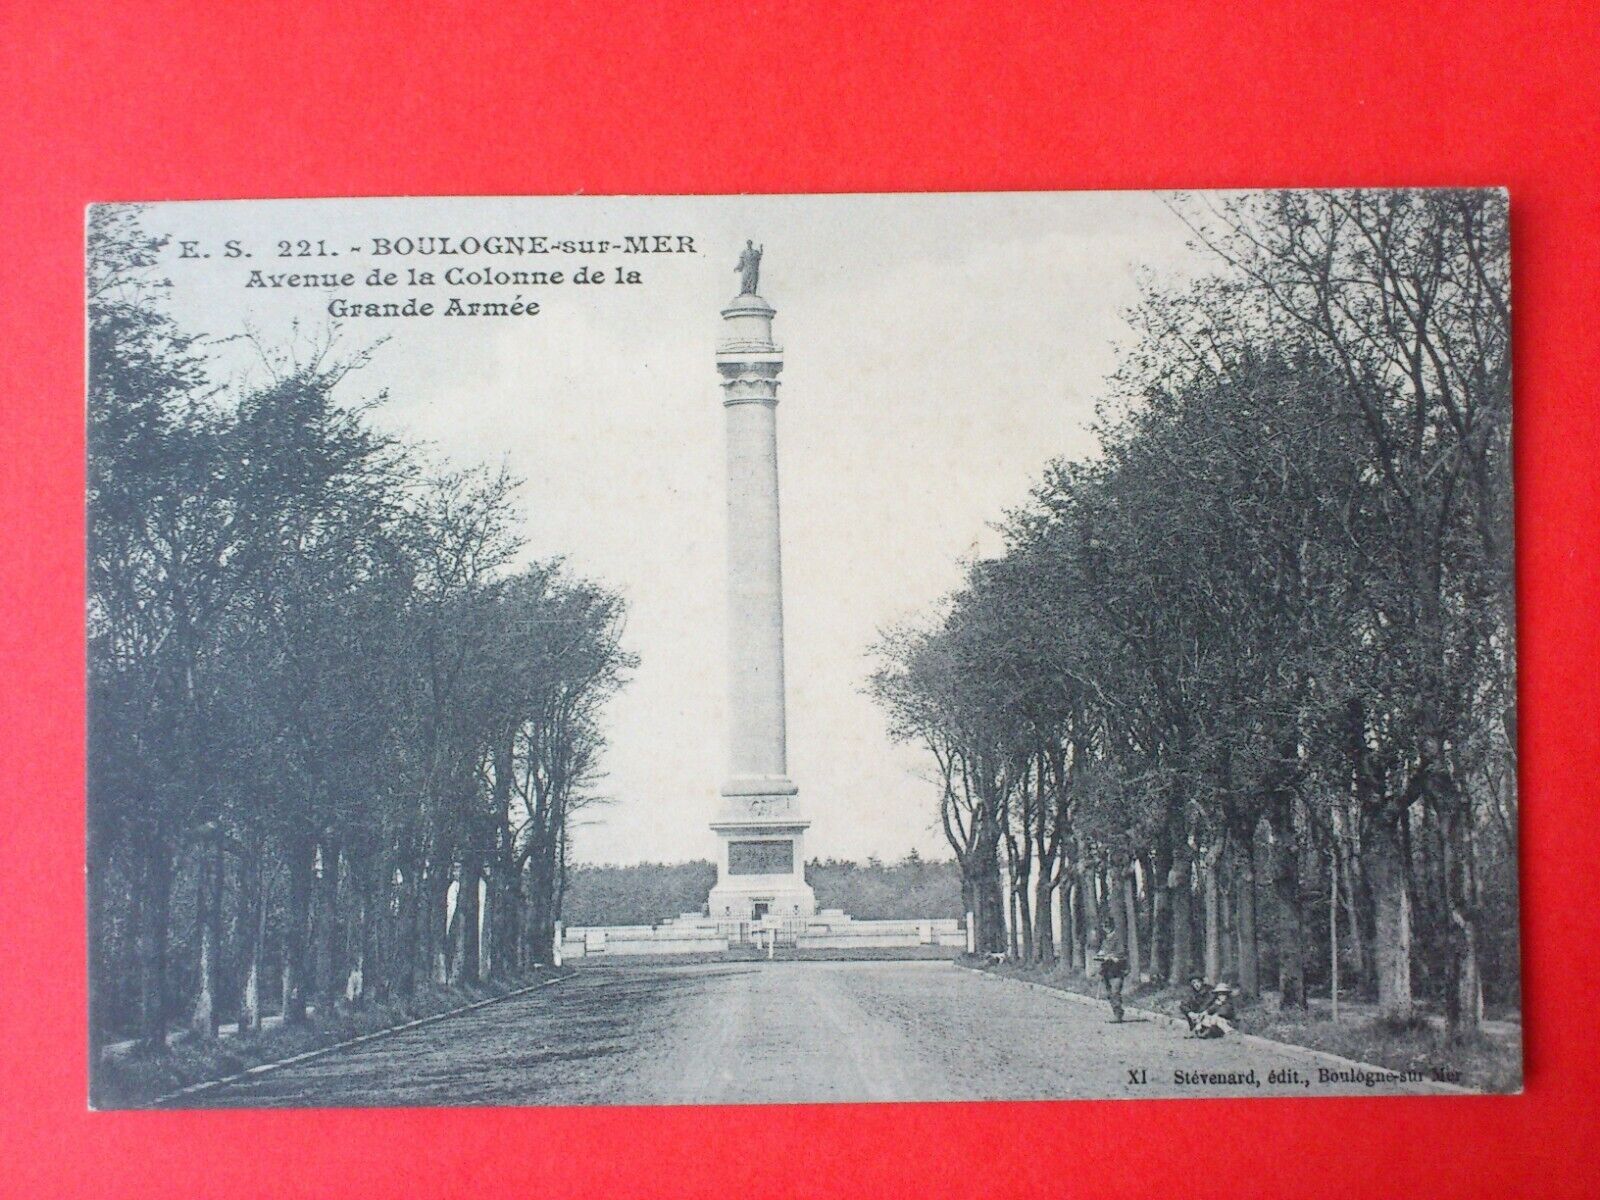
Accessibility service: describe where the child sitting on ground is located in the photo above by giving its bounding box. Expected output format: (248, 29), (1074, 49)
(1191, 983), (1237, 1039)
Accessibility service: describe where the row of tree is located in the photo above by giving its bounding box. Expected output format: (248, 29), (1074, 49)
(88, 208), (634, 1053)
(870, 191), (1516, 1031)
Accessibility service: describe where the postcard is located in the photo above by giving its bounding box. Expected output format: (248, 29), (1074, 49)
(86, 191), (1518, 1107)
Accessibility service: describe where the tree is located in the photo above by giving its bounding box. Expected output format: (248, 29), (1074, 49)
(89, 206), (236, 1050)
(868, 190), (1513, 1033)
(1163, 190), (1512, 1028)
(87, 208), (638, 1070)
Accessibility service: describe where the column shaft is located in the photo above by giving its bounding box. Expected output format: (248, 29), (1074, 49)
(724, 398), (787, 782)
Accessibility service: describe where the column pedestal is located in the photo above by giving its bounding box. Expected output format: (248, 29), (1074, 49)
(706, 784), (816, 920)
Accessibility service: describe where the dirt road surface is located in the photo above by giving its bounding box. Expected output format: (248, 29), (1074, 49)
(189, 961), (1448, 1106)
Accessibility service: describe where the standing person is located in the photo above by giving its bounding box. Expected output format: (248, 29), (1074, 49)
(1095, 919), (1128, 1022)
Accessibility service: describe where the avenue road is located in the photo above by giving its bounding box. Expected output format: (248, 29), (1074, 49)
(188, 961), (1448, 1106)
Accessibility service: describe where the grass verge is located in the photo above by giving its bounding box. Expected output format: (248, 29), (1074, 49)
(93, 968), (563, 1109)
(973, 957), (1522, 1094)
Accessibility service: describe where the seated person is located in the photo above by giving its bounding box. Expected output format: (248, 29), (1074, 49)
(1193, 983), (1237, 1039)
(1180, 975), (1212, 1032)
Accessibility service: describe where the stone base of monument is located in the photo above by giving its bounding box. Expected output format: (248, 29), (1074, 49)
(704, 877), (817, 923)
(558, 911), (969, 960)
(560, 923), (731, 958)
(705, 782), (817, 922)
(794, 913), (967, 950)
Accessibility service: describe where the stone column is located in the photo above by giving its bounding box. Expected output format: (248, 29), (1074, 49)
(705, 279), (815, 922)
(716, 292), (795, 803)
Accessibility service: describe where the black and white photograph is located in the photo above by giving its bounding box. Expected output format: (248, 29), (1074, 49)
(87, 190), (1519, 1108)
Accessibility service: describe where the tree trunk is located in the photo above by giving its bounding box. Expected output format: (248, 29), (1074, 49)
(501, 862), (524, 975)
(318, 838), (343, 1008)
(137, 840), (174, 1052)
(1033, 873), (1055, 967)
(484, 865), (506, 980)
(1233, 830), (1260, 997)
(1168, 852), (1194, 986)
(1339, 845), (1368, 986)
(345, 872), (367, 1005)
(526, 832), (557, 964)
(1066, 879), (1083, 971)
(1029, 761), (1055, 967)
(428, 855), (452, 984)
(955, 826), (1005, 956)
(1331, 809), (1368, 986)
(485, 732), (514, 980)
(554, 828), (571, 927)
(1147, 847), (1168, 984)
(458, 850), (482, 985)
(1079, 852), (1102, 978)
(87, 842), (114, 1059)
(281, 834), (314, 1024)
(240, 850), (266, 1031)
(977, 858), (1005, 954)
(1269, 813), (1307, 1008)
(344, 848), (379, 1006)
(419, 832), (449, 986)
(1105, 865), (1126, 956)
(191, 831), (223, 1037)
(1122, 870), (1142, 984)
(1005, 887), (1020, 959)
(397, 851), (421, 996)
(960, 875), (976, 951)
(120, 865), (144, 1037)
(528, 864), (547, 966)
(1440, 802), (1483, 1033)
(1012, 864), (1032, 963)
(1202, 843), (1222, 984)
(1367, 808), (1414, 1022)
(480, 867), (496, 981)
(447, 883), (463, 981)
(369, 851), (392, 1002)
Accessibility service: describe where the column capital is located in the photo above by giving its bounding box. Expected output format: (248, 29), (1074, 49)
(718, 359), (783, 406)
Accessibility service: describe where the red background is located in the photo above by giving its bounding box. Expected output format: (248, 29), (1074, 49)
(2, 2), (1596, 1196)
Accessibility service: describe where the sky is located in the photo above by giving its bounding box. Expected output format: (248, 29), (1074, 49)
(137, 192), (1206, 866)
